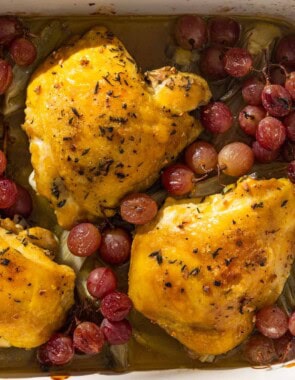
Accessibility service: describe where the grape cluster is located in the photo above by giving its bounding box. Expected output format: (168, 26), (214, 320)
(0, 17), (37, 95)
(38, 267), (133, 366)
(244, 305), (295, 365)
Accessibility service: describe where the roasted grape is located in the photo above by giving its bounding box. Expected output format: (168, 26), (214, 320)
(0, 179), (17, 209)
(4, 184), (33, 218)
(9, 37), (37, 66)
(73, 322), (104, 355)
(175, 15), (207, 50)
(285, 72), (295, 100)
(161, 164), (194, 196)
(208, 17), (240, 46)
(86, 267), (117, 299)
(0, 17), (23, 45)
(218, 142), (254, 177)
(255, 305), (289, 339)
(275, 35), (295, 70)
(185, 141), (218, 174)
(67, 223), (101, 257)
(256, 116), (286, 151)
(261, 84), (292, 117)
(199, 46), (227, 80)
(244, 334), (277, 365)
(99, 227), (132, 265)
(120, 193), (158, 225)
(101, 318), (132, 345)
(0, 59), (13, 95)
(200, 102), (233, 134)
(100, 291), (133, 321)
(241, 76), (264, 106)
(252, 141), (279, 163)
(238, 105), (266, 136)
(223, 47), (252, 77)
(37, 334), (74, 366)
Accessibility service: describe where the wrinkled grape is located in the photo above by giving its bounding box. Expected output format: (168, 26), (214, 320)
(0, 179), (17, 209)
(99, 227), (131, 265)
(256, 117), (286, 151)
(4, 184), (33, 218)
(252, 141), (279, 163)
(161, 164), (194, 196)
(185, 141), (218, 174)
(0, 59), (13, 95)
(238, 105), (266, 136)
(274, 333), (295, 363)
(37, 334), (74, 366)
(262, 84), (292, 117)
(200, 102), (233, 133)
(120, 193), (158, 225)
(67, 223), (101, 257)
(0, 17), (23, 45)
(275, 34), (295, 70)
(9, 37), (37, 66)
(175, 15), (207, 50)
(101, 291), (133, 321)
(242, 76), (264, 106)
(73, 322), (104, 355)
(223, 47), (252, 77)
(199, 46), (227, 80)
(101, 318), (132, 345)
(218, 142), (254, 177)
(86, 267), (117, 299)
(244, 334), (277, 365)
(255, 305), (289, 339)
(208, 17), (240, 46)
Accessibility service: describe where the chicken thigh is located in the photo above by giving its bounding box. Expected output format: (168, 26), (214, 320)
(129, 177), (295, 356)
(0, 219), (75, 348)
(23, 26), (211, 229)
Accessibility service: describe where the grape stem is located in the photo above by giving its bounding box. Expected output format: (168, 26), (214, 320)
(217, 164), (227, 187)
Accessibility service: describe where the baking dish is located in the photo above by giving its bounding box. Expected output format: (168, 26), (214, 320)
(1, 0), (295, 378)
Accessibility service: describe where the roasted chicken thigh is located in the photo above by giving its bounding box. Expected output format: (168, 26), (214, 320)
(129, 178), (295, 356)
(23, 26), (211, 229)
(0, 219), (75, 349)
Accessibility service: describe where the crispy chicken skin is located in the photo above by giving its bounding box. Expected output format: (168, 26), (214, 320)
(129, 178), (295, 356)
(23, 26), (211, 229)
(0, 219), (75, 348)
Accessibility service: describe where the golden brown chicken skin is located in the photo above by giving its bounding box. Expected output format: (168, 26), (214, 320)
(0, 219), (75, 348)
(23, 26), (211, 229)
(129, 178), (295, 356)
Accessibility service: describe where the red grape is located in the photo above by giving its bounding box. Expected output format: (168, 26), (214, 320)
(223, 47), (252, 77)
(274, 333), (295, 363)
(0, 59), (13, 95)
(261, 84), (292, 117)
(241, 76), (264, 106)
(175, 15), (207, 50)
(244, 334), (277, 365)
(284, 111), (295, 142)
(218, 142), (254, 177)
(275, 35), (295, 70)
(289, 311), (295, 336)
(9, 37), (37, 66)
(101, 291), (133, 322)
(238, 105), (266, 136)
(200, 102), (233, 133)
(185, 141), (218, 174)
(208, 17), (240, 46)
(67, 223), (101, 257)
(255, 305), (289, 339)
(101, 318), (132, 345)
(287, 161), (295, 183)
(199, 46), (227, 80)
(86, 267), (117, 299)
(0, 150), (7, 175)
(120, 193), (158, 225)
(161, 164), (194, 196)
(256, 117), (286, 151)
(0, 179), (17, 209)
(270, 67), (286, 86)
(285, 72), (295, 100)
(0, 17), (23, 45)
(99, 227), (131, 265)
(4, 184), (33, 218)
(252, 141), (279, 163)
(37, 334), (74, 366)
(73, 322), (104, 355)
